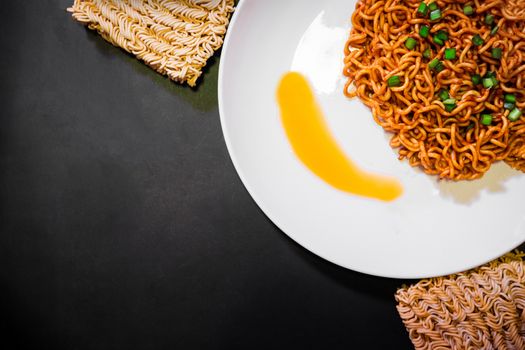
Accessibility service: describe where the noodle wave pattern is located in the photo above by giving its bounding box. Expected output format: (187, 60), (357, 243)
(68, 0), (234, 86)
(344, 0), (525, 180)
(396, 251), (525, 350)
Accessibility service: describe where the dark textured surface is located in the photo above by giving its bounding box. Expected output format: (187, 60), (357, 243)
(0, 1), (413, 349)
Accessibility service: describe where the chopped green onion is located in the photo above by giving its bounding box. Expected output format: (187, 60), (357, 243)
(428, 2), (438, 11)
(491, 47), (502, 59)
(419, 25), (430, 38)
(434, 61), (445, 73)
(485, 14), (495, 25)
(428, 58), (440, 69)
(505, 94), (516, 104)
(429, 58), (445, 72)
(438, 89), (450, 101)
(387, 75), (402, 87)
(405, 37), (418, 50)
(444, 48), (457, 60)
(483, 77), (495, 88)
(472, 74), (482, 85)
(508, 108), (522, 121)
(423, 48), (432, 59)
(482, 73), (498, 87)
(436, 31), (448, 41)
(433, 35), (444, 46)
(481, 114), (493, 125)
(490, 26), (499, 36)
(417, 2), (429, 17)
(504, 102), (515, 110)
(443, 98), (457, 112)
(430, 9), (442, 21)
(472, 34), (484, 46)
(463, 5), (474, 16)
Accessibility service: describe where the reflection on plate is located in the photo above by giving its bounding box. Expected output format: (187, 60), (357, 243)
(218, 0), (525, 278)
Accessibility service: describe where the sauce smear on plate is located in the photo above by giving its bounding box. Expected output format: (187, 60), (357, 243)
(277, 72), (403, 201)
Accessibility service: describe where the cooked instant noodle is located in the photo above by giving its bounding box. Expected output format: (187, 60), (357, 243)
(343, 0), (525, 180)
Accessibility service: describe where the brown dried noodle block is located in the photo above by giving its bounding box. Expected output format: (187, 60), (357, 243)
(68, 0), (235, 86)
(396, 251), (525, 349)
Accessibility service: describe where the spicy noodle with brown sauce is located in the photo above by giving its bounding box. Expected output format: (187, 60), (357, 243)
(343, 0), (525, 180)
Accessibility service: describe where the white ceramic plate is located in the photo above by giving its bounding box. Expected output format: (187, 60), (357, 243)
(218, 0), (525, 278)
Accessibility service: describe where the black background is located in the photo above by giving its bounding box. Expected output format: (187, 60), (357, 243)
(1, 1), (416, 349)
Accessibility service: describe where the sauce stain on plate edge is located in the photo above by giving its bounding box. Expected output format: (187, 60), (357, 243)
(277, 71), (403, 202)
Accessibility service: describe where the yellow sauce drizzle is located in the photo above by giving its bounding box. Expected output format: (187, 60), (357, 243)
(277, 72), (403, 202)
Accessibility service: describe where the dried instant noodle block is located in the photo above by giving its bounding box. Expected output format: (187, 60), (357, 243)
(396, 251), (525, 349)
(68, 0), (235, 86)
